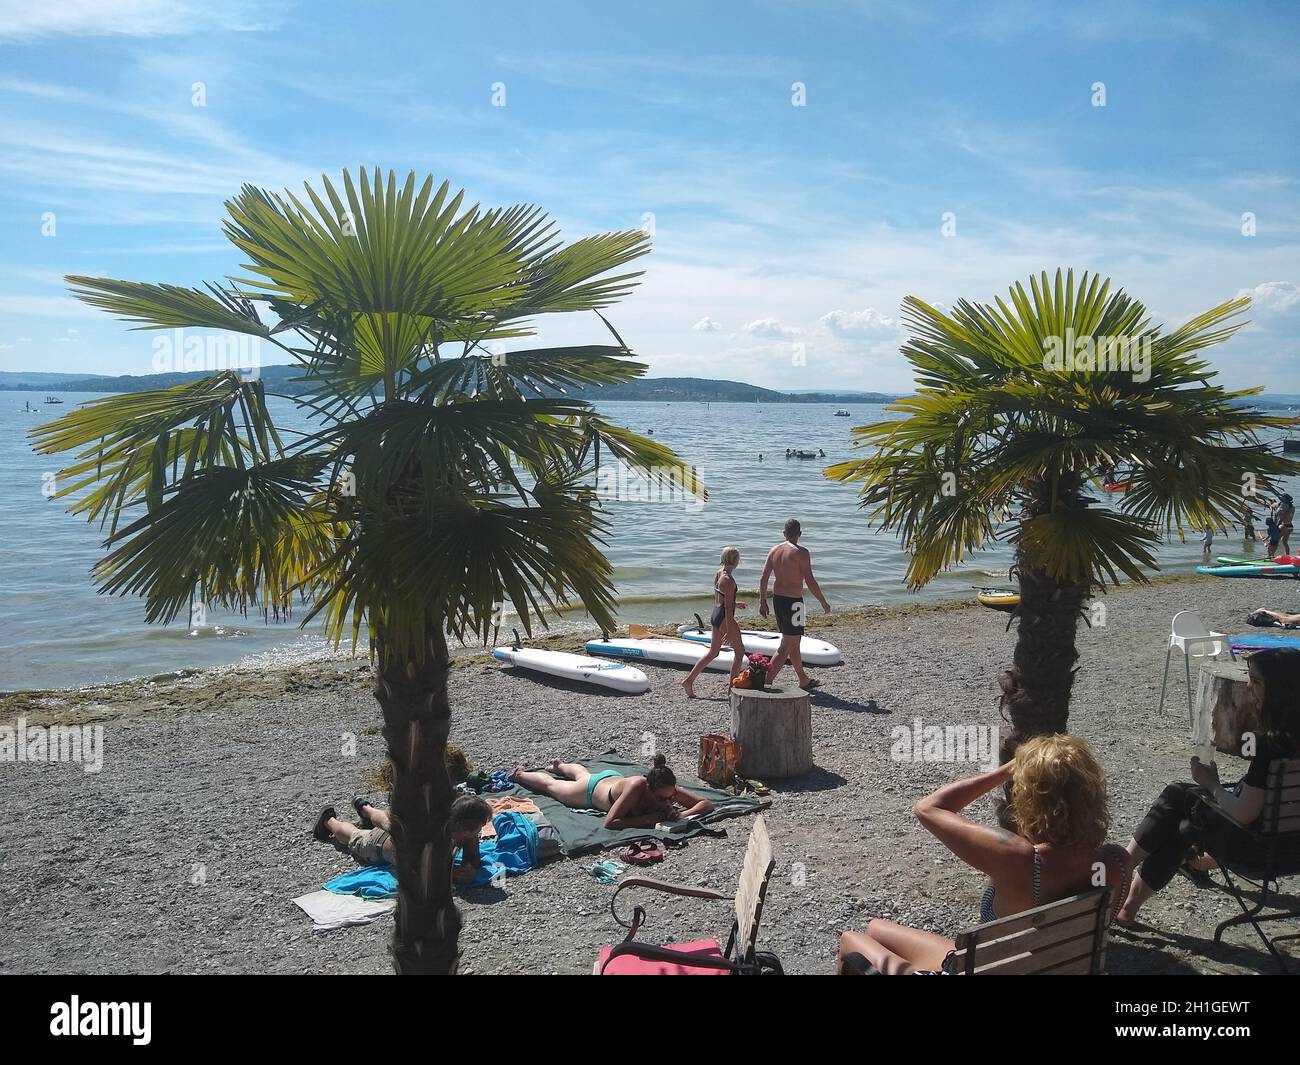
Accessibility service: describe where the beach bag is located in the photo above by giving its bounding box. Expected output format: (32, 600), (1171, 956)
(699, 733), (738, 787)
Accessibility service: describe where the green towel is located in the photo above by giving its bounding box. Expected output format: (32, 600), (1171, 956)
(498, 751), (769, 856)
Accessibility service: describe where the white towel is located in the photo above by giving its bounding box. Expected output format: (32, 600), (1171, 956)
(292, 889), (396, 931)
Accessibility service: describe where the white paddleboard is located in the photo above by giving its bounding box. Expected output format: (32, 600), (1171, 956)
(492, 647), (650, 693)
(584, 636), (744, 672)
(675, 624), (843, 665)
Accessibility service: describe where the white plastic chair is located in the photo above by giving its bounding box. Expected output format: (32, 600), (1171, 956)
(1160, 610), (1234, 724)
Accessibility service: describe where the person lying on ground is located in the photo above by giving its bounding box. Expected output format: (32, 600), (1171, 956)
(1115, 647), (1300, 927)
(313, 794), (492, 884)
(837, 735), (1129, 974)
(509, 754), (713, 830)
(1251, 607), (1300, 627)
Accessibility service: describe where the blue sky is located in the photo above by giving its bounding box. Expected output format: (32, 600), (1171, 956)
(2, 0), (1298, 393)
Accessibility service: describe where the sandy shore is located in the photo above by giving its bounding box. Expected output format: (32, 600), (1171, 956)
(1, 572), (1296, 975)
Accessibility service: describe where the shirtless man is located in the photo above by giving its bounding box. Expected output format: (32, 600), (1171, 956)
(759, 518), (830, 689)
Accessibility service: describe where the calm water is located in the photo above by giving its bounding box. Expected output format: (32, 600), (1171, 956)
(1, 390), (1291, 690)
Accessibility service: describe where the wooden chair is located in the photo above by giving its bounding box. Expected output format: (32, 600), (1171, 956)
(593, 815), (781, 975)
(940, 888), (1114, 974)
(1202, 757), (1300, 973)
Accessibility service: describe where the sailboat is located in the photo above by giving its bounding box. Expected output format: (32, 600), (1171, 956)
(44, 395), (64, 404)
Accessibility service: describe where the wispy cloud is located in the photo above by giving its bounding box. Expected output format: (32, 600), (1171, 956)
(0, 1), (287, 41)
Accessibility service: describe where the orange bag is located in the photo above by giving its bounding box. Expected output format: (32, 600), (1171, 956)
(699, 733), (738, 787)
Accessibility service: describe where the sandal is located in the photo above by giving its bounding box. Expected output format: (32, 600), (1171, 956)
(800, 677), (822, 690)
(312, 805), (344, 851)
(352, 797), (374, 827)
(618, 841), (664, 865)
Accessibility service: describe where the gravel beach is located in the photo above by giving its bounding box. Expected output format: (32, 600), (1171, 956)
(2, 572), (1296, 975)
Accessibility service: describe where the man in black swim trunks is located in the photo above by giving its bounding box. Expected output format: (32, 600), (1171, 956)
(759, 518), (831, 689)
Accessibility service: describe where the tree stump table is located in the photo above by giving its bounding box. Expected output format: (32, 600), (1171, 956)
(730, 685), (813, 779)
(1195, 660), (1262, 757)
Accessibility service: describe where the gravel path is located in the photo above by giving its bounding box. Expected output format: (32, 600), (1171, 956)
(2, 573), (1296, 975)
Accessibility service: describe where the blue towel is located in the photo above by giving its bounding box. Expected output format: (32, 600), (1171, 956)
(324, 866), (398, 900)
(482, 770), (513, 793)
(453, 812), (539, 887)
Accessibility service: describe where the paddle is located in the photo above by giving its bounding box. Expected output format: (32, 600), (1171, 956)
(628, 623), (691, 642)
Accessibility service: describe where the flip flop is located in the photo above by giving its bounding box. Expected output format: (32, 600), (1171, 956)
(800, 678), (822, 690)
(619, 841), (664, 865)
(352, 797), (373, 827)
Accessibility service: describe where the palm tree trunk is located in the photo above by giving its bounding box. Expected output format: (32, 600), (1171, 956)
(997, 479), (1092, 819)
(372, 627), (459, 974)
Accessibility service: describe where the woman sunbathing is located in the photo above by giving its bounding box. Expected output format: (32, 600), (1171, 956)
(509, 754), (714, 830)
(1115, 647), (1300, 927)
(837, 734), (1128, 974)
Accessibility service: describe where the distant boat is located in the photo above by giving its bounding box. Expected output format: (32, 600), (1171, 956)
(43, 395), (64, 404)
(833, 409), (850, 417)
(1284, 439), (1300, 453)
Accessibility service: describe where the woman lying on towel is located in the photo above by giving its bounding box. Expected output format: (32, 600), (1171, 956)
(509, 755), (714, 830)
(837, 734), (1128, 974)
(1115, 646), (1300, 927)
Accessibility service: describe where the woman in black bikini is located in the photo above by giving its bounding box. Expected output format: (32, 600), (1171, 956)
(836, 734), (1128, 974)
(682, 546), (747, 698)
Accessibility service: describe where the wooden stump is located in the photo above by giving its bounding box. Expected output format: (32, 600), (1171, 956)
(731, 685), (812, 779)
(1195, 661), (1262, 756)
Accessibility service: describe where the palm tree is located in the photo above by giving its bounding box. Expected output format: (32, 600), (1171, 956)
(827, 269), (1299, 757)
(31, 168), (699, 973)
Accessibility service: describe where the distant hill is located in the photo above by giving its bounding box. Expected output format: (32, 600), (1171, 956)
(1, 368), (899, 404)
(5, 367), (1296, 409)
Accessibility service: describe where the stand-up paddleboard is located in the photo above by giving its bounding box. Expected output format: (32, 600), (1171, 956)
(1217, 555), (1300, 567)
(1101, 482), (1130, 493)
(492, 644), (650, 693)
(1229, 632), (1300, 652)
(1196, 563), (1300, 579)
(584, 635), (744, 671)
(674, 618), (842, 665)
(976, 588), (1020, 611)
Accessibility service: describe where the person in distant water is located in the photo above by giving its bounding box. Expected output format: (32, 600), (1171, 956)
(1263, 511), (1282, 557)
(312, 795), (492, 885)
(1200, 525), (1214, 562)
(681, 546), (748, 698)
(510, 755), (713, 829)
(837, 736), (1129, 974)
(1277, 494), (1295, 557)
(817, 448), (826, 458)
(758, 453), (763, 462)
(1242, 507), (1256, 543)
(1115, 647), (1300, 927)
(759, 518), (830, 689)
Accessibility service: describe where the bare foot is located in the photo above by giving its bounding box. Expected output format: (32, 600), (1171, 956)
(1188, 852), (1219, 872)
(681, 679), (696, 699)
(548, 758), (563, 776)
(508, 765), (526, 781)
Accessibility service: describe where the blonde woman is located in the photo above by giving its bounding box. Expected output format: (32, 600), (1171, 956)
(836, 735), (1129, 974)
(681, 546), (747, 698)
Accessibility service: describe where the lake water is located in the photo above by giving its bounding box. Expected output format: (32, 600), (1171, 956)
(1, 389), (1292, 691)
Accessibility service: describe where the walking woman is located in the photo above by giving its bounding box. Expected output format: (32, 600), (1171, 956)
(682, 546), (747, 698)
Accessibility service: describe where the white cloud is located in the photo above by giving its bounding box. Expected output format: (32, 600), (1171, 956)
(744, 318), (801, 339)
(691, 316), (720, 332)
(0, 296), (101, 318)
(1237, 281), (1300, 314)
(818, 307), (898, 337)
(0, 1), (284, 40)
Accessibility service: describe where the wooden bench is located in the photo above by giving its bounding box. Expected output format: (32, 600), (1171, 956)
(943, 888), (1114, 974)
(1202, 757), (1300, 973)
